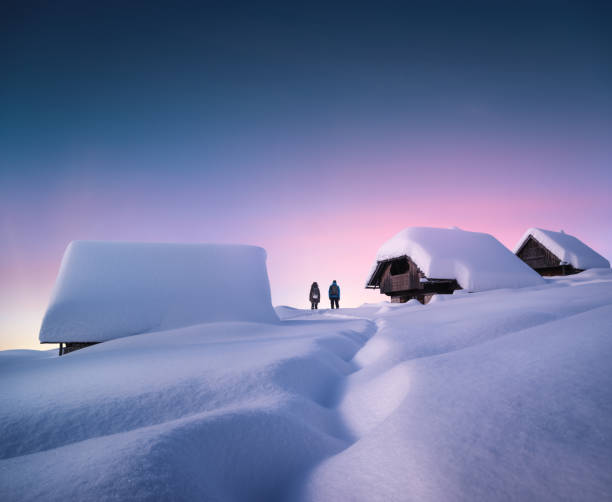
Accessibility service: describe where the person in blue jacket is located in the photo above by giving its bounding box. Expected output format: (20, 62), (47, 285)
(329, 280), (340, 309)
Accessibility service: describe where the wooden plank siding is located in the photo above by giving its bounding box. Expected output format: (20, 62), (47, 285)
(379, 256), (422, 295)
(516, 235), (561, 270)
(369, 255), (461, 303)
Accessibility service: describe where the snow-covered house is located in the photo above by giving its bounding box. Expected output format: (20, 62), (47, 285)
(39, 241), (279, 354)
(514, 228), (610, 276)
(366, 227), (544, 303)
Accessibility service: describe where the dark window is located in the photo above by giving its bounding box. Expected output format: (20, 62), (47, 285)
(390, 258), (410, 275)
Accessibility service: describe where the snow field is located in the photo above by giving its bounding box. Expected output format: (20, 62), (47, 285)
(1, 319), (375, 501)
(290, 272), (612, 501)
(2, 269), (612, 500)
(295, 303), (612, 501)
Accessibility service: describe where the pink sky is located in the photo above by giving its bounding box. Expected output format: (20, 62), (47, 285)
(2, 190), (610, 351)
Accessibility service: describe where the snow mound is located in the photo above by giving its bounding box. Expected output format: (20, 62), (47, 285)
(39, 241), (278, 343)
(514, 228), (610, 270)
(376, 300), (420, 315)
(275, 305), (305, 320)
(369, 227), (543, 292)
(427, 294), (453, 304)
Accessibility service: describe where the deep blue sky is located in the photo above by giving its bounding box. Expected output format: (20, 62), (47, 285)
(3, 1), (611, 155)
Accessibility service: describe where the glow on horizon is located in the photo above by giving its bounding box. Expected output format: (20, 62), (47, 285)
(2, 138), (612, 350)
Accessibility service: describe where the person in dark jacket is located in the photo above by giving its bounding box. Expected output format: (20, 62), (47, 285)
(329, 280), (340, 309)
(309, 282), (321, 309)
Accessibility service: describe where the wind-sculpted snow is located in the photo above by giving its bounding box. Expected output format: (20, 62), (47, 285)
(2, 270), (612, 501)
(295, 303), (612, 502)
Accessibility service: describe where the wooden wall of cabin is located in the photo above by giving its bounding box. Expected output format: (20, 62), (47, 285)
(517, 236), (560, 270)
(380, 257), (423, 294)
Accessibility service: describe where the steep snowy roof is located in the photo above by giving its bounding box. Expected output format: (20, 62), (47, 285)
(39, 241), (279, 343)
(367, 227), (544, 292)
(514, 228), (610, 270)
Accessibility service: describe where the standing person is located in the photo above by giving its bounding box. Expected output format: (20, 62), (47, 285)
(309, 282), (320, 309)
(329, 280), (340, 309)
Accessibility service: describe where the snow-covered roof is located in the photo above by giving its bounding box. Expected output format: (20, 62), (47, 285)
(39, 241), (279, 343)
(367, 227), (544, 292)
(514, 228), (610, 270)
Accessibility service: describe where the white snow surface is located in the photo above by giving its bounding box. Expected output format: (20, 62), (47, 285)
(514, 227), (610, 270)
(3, 269), (612, 501)
(39, 241), (278, 343)
(368, 226), (544, 291)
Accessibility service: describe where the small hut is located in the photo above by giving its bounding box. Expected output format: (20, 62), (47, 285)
(514, 228), (610, 276)
(366, 227), (543, 303)
(366, 255), (459, 303)
(40, 241), (278, 355)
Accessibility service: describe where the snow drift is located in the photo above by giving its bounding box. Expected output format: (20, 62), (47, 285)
(514, 228), (610, 270)
(368, 226), (544, 292)
(39, 241), (278, 343)
(3, 270), (612, 501)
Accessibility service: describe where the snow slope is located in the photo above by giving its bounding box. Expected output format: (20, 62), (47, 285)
(368, 226), (544, 292)
(39, 241), (278, 343)
(3, 270), (612, 501)
(514, 228), (610, 270)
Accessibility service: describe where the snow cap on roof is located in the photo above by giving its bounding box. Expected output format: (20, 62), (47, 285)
(514, 228), (610, 270)
(369, 227), (544, 292)
(40, 241), (279, 343)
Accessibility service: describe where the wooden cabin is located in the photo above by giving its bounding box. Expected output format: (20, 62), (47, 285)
(366, 227), (544, 303)
(514, 235), (579, 276)
(514, 228), (610, 277)
(366, 255), (460, 304)
(40, 241), (279, 356)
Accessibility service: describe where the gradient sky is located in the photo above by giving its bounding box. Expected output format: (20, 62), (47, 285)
(1, 1), (611, 350)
